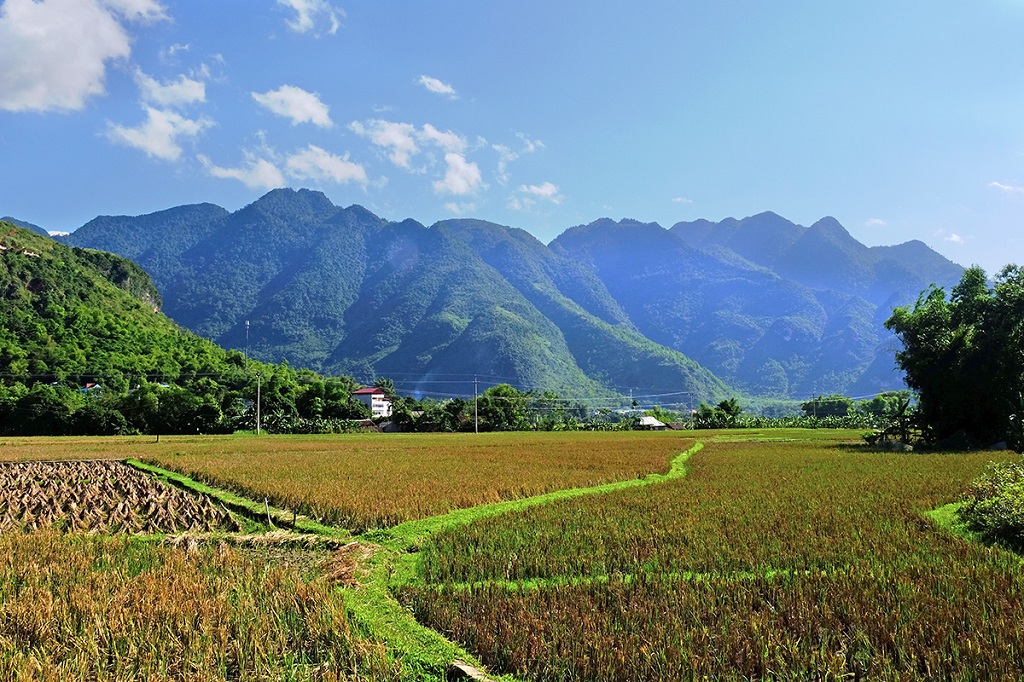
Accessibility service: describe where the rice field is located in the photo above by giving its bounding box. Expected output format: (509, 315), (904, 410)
(3, 429), (1019, 680)
(399, 435), (1024, 681)
(0, 530), (403, 681)
(0, 432), (683, 534)
(26, 431), (681, 533)
(0, 430), (687, 680)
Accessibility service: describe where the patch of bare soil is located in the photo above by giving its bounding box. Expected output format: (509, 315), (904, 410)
(323, 541), (380, 587)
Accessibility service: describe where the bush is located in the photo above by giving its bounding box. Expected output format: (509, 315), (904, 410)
(957, 459), (1024, 548)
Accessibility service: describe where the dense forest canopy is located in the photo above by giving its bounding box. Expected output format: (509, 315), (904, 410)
(886, 264), (1024, 449)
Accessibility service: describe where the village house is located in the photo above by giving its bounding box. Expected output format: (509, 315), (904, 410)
(352, 387), (393, 418)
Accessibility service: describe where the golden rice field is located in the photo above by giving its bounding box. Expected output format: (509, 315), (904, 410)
(400, 435), (1024, 681)
(2, 429), (1019, 681)
(0, 530), (402, 681)
(0, 431), (684, 532)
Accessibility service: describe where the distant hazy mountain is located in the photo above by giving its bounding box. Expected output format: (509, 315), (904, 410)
(666, 212), (963, 394)
(61, 189), (963, 400)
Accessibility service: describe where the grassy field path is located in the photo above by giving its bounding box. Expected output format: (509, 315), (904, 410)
(342, 442), (703, 680)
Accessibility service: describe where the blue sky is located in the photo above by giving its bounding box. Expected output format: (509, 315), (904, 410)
(2, 0), (1023, 274)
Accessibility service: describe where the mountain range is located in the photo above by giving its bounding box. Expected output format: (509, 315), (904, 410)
(56, 188), (963, 403)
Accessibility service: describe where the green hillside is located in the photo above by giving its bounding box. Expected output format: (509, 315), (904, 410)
(0, 223), (365, 435)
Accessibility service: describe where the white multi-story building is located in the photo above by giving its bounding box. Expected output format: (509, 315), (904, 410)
(352, 387), (393, 418)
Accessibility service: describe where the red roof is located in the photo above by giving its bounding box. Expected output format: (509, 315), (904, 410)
(352, 387), (387, 395)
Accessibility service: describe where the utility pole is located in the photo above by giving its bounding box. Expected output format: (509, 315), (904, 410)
(245, 320), (250, 360)
(474, 375), (479, 434)
(256, 373), (261, 435)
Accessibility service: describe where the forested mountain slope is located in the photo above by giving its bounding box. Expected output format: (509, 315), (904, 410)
(61, 189), (964, 399)
(0, 222), (370, 435)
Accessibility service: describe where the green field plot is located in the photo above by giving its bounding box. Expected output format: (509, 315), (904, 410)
(400, 434), (1024, 681)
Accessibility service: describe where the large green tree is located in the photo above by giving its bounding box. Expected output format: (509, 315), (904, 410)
(886, 265), (1024, 449)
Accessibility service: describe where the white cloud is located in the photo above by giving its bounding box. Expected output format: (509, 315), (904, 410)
(350, 119), (419, 168)
(135, 69), (205, 107)
(509, 181), (562, 210)
(493, 144), (517, 184)
(433, 153), (483, 195)
(102, 0), (167, 21)
(106, 107), (213, 161)
(445, 202), (477, 215)
(285, 145), (367, 185)
(505, 193), (528, 209)
(0, 0), (166, 112)
(419, 123), (466, 153)
(672, 197), (693, 204)
(252, 85), (332, 127)
(418, 75), (457, 98)
(516, 132), (544, 154)
(350, 119), (471, 167)
(161, 42), (190, 62)
(865, 218), (887, 227)
(519, 181), (562, 203)
(493, 133), (545, 184)
(199, 153), (286, 190)
(989, 181), (1024, 194)
(944, 233), (965, 245)
(278, 0), (342, 35)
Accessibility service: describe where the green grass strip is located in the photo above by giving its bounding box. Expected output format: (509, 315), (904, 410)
(343, 442), (703, 681)
(925, 500), (984, 543)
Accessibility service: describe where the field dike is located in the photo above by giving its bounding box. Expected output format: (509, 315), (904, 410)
(119, 444), (700, 681)
(345, 442), (703, 681)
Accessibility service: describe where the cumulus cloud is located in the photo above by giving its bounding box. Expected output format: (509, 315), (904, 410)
(199, 152), (286, 190)
(418, 75), (457, 98)
(106, 107), (213, 161)
(418, 123), (466, 153)
(135, 69), (205, 107)
(252, 85), (332, 127)
(508, 181), (562, 210)
(433, 153), (483, 195)
(672, 197), (693, 204)
(352, 118), (484, 193)
(516, 132), (544, 154)
(350, 119), (419, 168)
(944, 233), (965, 244)
(0, 0), (166, 112)
(278, 0), (342, 35)
(989, 181), (1024, 194)
(519, 182), (562, 202)
(865, 218), (887, 227)
(351, 119), (467, 166)
(285, 145), (367, 185)
(202, 140), (366, 190)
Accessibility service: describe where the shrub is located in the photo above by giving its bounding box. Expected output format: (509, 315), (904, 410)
(957, 459), (1024, 548)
